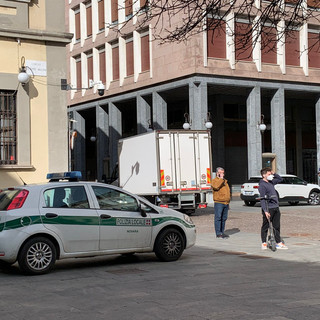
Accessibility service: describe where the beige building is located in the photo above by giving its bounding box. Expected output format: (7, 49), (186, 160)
(66, 0), (320, 186)
(0, 0), (72, 188)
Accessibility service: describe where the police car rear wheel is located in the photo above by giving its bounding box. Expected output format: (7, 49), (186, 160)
(18, 237), (56, 275)
(154, 228), (185, 262)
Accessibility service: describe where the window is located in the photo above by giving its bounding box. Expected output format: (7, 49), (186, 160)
(140, 0), (147, 9)
(92, 186), (139, 211)
(86, 51), (93, 86)
(207, 19), (226, 59)
(285, 30), (300, 66)
(308, 31), (320, 68)
(0, 92), (17, 165)
(112, 42), (119, 80)
(235, 22), (252, 61)
(141, 32), (150, 72)
(125, 0), (132, 17)
(44, 186), (89, 209)
(98, 0), (105, 30)
(126, 37), (134, 76)
(75, 56), (82, 88)
(99, 47), (106, 84)
(111, 0), (118, 23)
(261, 26), (277, 64)
(74, 8), (80, 41)
(289, 177), (306, 185)
(308, 0), (320, 7)
(86, 2), (92, 37)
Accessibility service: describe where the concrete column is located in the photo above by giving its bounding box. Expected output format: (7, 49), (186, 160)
(294, 106), (303, 177)
(271, 87), (286, 174)
(137, 95), (151, 133)
(246, 86), (262, 178)
(189, 81), (208, 130)
(316, 97), (320, 183)
(152, 91), (167, 129)
(96, 105), (109, 181)
(109, 102), (122, 173)
(73, 110), (86, 178)
(211, 95), (225, 170)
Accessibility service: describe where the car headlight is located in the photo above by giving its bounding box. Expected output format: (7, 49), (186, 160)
(183, 214), (194, 225)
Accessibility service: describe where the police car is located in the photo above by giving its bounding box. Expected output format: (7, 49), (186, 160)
(0, 172), (196, 275)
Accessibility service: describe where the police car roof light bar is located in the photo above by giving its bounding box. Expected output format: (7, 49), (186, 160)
(46, 171), (82, 182)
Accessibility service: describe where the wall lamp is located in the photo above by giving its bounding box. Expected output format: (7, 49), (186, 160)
(205, 112), (213, 130)
(258, 114), (267, 132)
(18, 56), (30, 86)
(183, 113), (191, 130)
(90, 128), (97, 142)
(147, 119), (153, 132)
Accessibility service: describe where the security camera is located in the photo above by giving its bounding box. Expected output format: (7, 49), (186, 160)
(97, 82), (105, 96)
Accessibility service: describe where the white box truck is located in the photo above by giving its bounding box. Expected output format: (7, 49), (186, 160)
(117, 130), (212, 213)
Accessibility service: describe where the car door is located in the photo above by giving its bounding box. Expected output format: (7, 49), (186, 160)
(275, 177), (290, 199)
(287, 176), (309, 198)
(90, 185), (152, 250)
(39, 185), (99, 253)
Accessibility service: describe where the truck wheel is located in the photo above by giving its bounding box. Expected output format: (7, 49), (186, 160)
(244, 201), (256, 206)
(154, 228), (185, 262)
(308, 191), (320, 205)
(18, 237), (56, 275)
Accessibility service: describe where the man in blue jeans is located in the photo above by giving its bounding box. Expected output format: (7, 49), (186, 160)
(211, 167), (231, 239)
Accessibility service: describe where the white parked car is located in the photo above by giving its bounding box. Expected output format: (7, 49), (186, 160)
(0, 172), (196, 275)
(240, 174), (320, 206)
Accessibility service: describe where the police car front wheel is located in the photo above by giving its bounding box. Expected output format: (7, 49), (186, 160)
(154, 228), (185, 262)
(18, 237), (57, 275)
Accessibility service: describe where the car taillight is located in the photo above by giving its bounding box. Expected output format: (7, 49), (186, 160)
(253, 186), (259, 189)
(160, 204), (169, 208)
(241, 185), (244, 188)
(7, 190), (29, 210)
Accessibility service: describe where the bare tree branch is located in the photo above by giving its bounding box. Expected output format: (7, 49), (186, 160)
(112, 0), (320, 54)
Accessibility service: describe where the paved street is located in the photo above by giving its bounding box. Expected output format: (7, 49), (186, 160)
(1, 200), (320, 320)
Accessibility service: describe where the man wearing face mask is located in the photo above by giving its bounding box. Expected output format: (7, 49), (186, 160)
(258, 167), (288, 250)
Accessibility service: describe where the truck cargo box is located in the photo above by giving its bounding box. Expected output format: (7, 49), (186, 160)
(118, 130), (212, 197)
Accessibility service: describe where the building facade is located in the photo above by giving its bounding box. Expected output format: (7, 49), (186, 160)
(0, 0), (72, 188)
(66, 0), (320, 186)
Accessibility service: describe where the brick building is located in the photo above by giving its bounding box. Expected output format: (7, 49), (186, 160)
(66, 0), (320, 186)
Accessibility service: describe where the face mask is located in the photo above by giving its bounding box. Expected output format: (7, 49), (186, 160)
(267, 174), (274, 181)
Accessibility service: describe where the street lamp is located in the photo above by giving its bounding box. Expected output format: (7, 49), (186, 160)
(183, 113), (191, 130)
(18, 56), (30, 86)
(258, 114), (267, 154)
(205, 112), (213, 130)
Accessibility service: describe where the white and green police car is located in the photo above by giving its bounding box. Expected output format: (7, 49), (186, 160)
(0, 172), (196, 275)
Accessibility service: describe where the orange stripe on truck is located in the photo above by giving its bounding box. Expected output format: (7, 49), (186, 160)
(160, 170), (165, 186)
(207, 168), (211, 184)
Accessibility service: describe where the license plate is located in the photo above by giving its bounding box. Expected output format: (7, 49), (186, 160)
(245, 191), (253, 195)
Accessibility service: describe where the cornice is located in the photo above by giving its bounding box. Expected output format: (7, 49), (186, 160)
(0, 27), (73, 44)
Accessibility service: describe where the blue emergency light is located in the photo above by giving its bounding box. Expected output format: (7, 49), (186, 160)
(46, 171), (82, 182)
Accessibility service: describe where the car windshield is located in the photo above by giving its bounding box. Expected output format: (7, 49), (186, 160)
(248, 177), (260, 183)
(0, 189), (21, 210)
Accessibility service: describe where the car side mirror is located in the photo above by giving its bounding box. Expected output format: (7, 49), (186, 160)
(140, 207), (147, 217)
(137, 203), (147, 217)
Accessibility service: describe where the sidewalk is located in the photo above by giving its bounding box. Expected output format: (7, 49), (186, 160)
(195, 231), (320, 264)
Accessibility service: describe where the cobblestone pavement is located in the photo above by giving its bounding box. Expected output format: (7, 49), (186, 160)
(192, 198), (320, 240)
